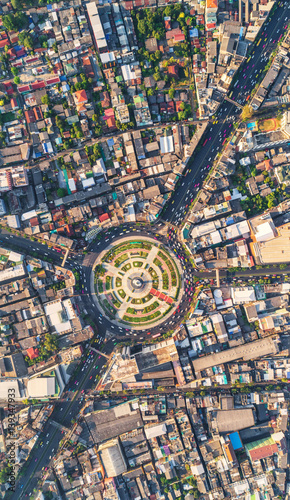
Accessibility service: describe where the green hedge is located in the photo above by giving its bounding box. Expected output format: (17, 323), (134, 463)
(123, 310), (161, 323)
(114, 253), (129, 267)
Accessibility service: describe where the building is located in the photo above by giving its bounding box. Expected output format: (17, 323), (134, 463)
(192, 336), (279, 375)
(245, 436), (278, 463)
(27, 377), (56, 398)
(231, 287), (256, 305)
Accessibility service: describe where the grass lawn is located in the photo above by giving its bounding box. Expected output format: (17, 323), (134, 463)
(259, 118), (279, 132)
(2, 112), (16, 123)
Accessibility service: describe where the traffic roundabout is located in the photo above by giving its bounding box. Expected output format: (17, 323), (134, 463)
(92, 237), (183, 330)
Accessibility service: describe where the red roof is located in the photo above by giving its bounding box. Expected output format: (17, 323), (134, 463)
(31, 80), (45, 90)
(46, 76), (60, 86)
(166, 28), (183, 40)
(99, 213), (110, 222)
(10, 98), (18, 109)
(7, 48), (16, 60)
(26, 56), (39, 64)
(34, 47), (47, 53)
(65, 224), (74, 236)
(167, 101), (175, 114)
(25, 109), (36, 124)
(74, 89), (88, 104)
(4, 81), (14, 95)
(104, 107), (115, 118)
(0, 39), (9, 48)
(30, 217), (39, 227)
(34, 106), (43, 121)
(18, 84), (31, 93)
(249, 443), (278, 461)
(27, 347), (39, 360)
(174, 34), (185, 42)
(15, 48), (26, 57)
(107, 117), (116, 129)
(168, 64), (179, 78)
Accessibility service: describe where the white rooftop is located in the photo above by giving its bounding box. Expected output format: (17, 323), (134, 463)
(27, 377), (56, 398)
(231, 287), (256, 304)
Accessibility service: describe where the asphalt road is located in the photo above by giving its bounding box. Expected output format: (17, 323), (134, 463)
(161, 2), (290, 225)
(10, 339), (114, 500)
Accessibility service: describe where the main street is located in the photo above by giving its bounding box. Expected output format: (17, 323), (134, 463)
(162, 2), (290, 225)
(10, 338), (114, 500)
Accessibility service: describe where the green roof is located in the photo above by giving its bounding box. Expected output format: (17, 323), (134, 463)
(245, 436), (274, 452)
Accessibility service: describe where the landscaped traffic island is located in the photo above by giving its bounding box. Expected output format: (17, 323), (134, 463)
(93, 238), (182, 329)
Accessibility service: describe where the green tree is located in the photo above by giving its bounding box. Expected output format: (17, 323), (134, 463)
(169, 88), (175, 99)
(11, 66), (18, 76)
(43, 333), (58, 354)
(0, 465), (10, 483)
(2, 14), (19, 31)
(11, 0), (21, 9)
(18, 31), (34, 49)
(57, 188), (67, 198)
(241, 104), (253, 121)
(41, 95), (50, 106)
(14, 76), (20, 84)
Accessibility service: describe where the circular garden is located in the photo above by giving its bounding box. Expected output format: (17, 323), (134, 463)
(93, 239), (182, 329)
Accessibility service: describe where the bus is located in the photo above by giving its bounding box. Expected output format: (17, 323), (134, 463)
(152, 333), (161, 339)
(246, 56), (251, 63)
(203, 138), (208, 146)
(222, 138), (227, 146)
(257, 39), (261, 46)
(246, 95), (251, 101)
(229, 91), (233, 98)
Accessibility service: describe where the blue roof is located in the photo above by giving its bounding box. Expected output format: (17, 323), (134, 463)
(107, 138), (114, 147)
(60, 75), (67, 81)
(229, 432), (242, 450)
(47, 4), (53, 9)
(226, 216), (234, 226)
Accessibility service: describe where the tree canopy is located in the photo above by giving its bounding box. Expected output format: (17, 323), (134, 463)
(241, 104), (253, 121)
(2, 12), (27, 31)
